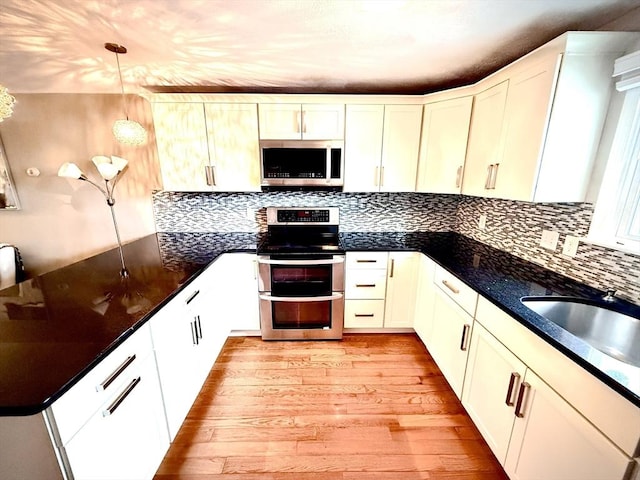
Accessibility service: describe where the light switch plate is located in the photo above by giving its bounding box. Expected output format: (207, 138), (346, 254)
(540, 230), (559, 250)
(562, 235), (580, 257)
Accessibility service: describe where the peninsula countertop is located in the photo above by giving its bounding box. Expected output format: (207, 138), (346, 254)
(1, 231), (638, 416)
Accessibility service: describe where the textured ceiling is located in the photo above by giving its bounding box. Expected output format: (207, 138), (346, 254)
(0, 0), (638, 95)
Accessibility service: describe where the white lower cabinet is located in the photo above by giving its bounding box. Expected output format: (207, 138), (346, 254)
(429, 286), (473, 398)
(50, 323), (169, 480)
(505, 369), (632, 480)
(150, 264), (228, 441)
(465, 308), (635, 480)
(63, 353), (168, 480)
(345, 252), (389, 328)
(412, 254), (436, 345)
(384, 252), (420, 328)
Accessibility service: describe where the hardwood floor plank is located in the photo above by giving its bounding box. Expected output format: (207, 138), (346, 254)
(153, 334), (507, 480)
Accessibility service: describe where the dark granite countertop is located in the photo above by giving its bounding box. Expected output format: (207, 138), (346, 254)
(1, 230), (638, 416)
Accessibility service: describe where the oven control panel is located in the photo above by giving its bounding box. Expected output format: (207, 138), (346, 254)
(268, 207), (339, 226)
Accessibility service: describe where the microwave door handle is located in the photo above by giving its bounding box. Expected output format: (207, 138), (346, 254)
(257, 257), (345, 266)
(259, 293), (344, 302)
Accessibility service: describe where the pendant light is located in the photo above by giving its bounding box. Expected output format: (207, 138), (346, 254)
(105, 42), (147, 146)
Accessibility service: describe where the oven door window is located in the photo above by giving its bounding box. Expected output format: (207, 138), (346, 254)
(272, 299), (331, 330)
(270, 264), (332, 296)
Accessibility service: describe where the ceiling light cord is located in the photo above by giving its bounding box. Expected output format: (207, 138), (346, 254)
(113, 49), (129, 120)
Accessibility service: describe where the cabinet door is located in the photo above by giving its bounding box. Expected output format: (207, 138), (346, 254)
(505, 369), (632, 480)
(417, 96), (473, 194)
(301, 104), (345, 139)
(212, 253), (260, 331)
(258, 104), (302, 139)
(204, 103), (261, 192)
(152, 103), (211, 191)
(461, 81), (508, 197)
(462, 322), (526, 464)
(384, 252), (419, 328)
(380, 105), (423, 192)
(64, 355), (168, 480)
(149, 294), (201, 441)
(429, 287), (473, 398)
(413, 254), (436, 346)
(497, 55), (560, 201)
(343, 105), (384, 192)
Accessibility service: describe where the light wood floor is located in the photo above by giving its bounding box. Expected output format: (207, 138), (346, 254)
(154, 333), (508, 480)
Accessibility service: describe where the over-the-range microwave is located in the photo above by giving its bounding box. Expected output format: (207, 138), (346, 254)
(259, 139), (344, 190)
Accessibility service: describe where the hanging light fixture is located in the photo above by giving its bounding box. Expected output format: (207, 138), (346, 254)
(0, 84), (16, 122)
(105, 42), (147, 146)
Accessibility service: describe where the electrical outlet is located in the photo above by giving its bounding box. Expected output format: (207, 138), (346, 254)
(478, 214), (487, 230)
(540, 230), (559, 250)
(246, 208), (254, 221)
(562, 235), (580, 257)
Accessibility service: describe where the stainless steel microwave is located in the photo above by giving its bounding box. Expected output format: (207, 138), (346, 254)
(260, 140), (344, 189)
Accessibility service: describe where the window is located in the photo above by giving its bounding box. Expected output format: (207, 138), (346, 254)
(588, 51), (640, 254)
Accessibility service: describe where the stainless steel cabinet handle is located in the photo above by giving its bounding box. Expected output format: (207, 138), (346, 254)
(355, 283), (377, 288)
(259, 293), (343, 302)
(389, 259), (395, 278)
(489, 163), (499, 189)
(97, 355), (137, 392)
(514, 382), (531, 418)
(301, 110), (306, 134)
(455, 165), (463, 189)
(205, 165), (214, 186)
(354, 313), (375, 318)
(103, 377), (141, 417)
(374, 166), (379, 187)
(380, 166), (385, 187)
(258, 257), (345, 266)
(484, 164), (493, 189)
(504, 372), (521, 406)
(459, 324), (471, 351)
(441, 279), (460, 294)
(190, 321), (198, 345)
(356, 259), (378, 263)
(195, 315), (203, 339)
(186, 289), (200, 305)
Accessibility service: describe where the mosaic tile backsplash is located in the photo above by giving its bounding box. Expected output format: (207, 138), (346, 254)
(152, 191), (640, 303)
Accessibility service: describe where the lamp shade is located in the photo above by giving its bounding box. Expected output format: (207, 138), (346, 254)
(113, 119), (147, 146)
(92, 155), (128, 180)
(57, 162), (84, 179)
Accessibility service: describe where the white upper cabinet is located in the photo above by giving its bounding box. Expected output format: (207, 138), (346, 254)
(258, 103), (345, 139)
(152, 102), (260, 191)
(463, 32), (639, 202)
(416, 96), (473, 194)
(204, 103), (261, 191)
(461, 81), (509, 198)
(152, 102), (211, 191)
(343, 105), (385, 192)
(344, 104), (422, 192)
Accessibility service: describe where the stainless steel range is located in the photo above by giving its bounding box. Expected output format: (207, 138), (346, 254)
(257, 207), (344, 340)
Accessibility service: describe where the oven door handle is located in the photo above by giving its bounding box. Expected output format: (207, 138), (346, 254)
(259, 293), (344, 302)
(257, 257), (345, 266)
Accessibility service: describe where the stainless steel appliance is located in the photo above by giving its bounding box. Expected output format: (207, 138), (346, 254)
(259, 140), (344, 189)
(257, 207), (344, 340)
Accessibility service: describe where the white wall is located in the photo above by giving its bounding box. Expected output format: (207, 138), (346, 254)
(0, 94), (161, 277)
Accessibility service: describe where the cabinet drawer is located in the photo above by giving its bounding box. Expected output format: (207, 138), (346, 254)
(434, 265), (478, 316)
(346, 251), (389, 270)
(51, 324), (154, 446)
(345, 269), (387, 299)
(345, 300), (385, 328)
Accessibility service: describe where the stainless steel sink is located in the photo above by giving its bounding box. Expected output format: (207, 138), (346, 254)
(521, 297), (640, 368)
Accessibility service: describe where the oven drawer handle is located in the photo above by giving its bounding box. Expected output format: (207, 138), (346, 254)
(257, 257), (345, 266)
(259, 293), (344, 302)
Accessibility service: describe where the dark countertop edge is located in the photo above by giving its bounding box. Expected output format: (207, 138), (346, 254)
(3, 234), (637, 415)
(0, 246), (257, 417)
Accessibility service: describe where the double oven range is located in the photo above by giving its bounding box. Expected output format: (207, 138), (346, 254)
(257, 207), (344, 340)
